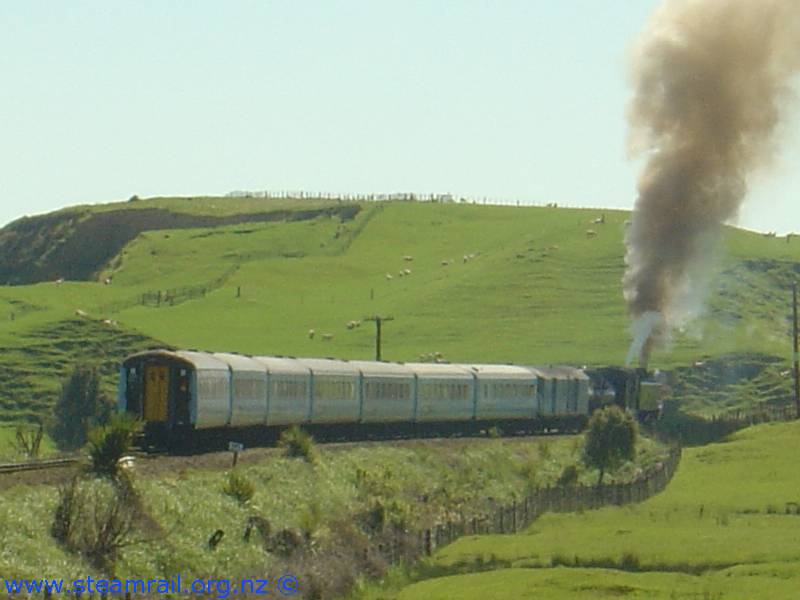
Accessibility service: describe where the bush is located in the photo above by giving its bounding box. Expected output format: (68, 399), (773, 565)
(279, 426), (317, 463)
(87, 414), (141, 478)
(557, 464), (580, 487)
(222, 470), (255, 504)
(11, 422), (44, 459)
(51, 365), (113, 451)
(52, 475), (144, 572)
(583, 405), (638, 485)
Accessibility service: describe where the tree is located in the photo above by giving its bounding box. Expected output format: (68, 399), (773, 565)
(583, 405), (638, 485)
(51, 365), (113, 451)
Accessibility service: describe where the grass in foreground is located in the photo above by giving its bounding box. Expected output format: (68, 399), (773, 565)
(0, 435), (667, 582)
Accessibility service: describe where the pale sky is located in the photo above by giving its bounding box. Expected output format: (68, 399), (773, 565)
(1, 1), (798, 231)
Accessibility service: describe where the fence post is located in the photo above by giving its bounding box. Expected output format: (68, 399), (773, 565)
(512, 500), (517, 533)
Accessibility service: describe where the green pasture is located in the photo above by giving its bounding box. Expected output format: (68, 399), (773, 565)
(96, 202), (800, 366)
(361, 420), (800, 599)
(0, 199), (798, 422)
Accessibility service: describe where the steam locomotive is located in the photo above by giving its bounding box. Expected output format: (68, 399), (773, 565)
(118, 349), (662, 450)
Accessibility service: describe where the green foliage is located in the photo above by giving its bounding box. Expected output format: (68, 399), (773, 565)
(278, 425), (317, 463)
(51, 364), (113, 451)
(222, 469), (255, 504)
(583, 406), (638, 485)
(87, 414), (141, 478)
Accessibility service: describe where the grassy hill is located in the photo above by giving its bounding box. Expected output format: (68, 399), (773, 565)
(0, 196), (798, 426)
(362, 420), (800, 599)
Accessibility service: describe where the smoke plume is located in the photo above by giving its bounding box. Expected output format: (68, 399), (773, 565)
(624, 0), (800, 366)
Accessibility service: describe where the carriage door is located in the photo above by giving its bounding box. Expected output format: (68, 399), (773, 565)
(144, 365), (169, 422)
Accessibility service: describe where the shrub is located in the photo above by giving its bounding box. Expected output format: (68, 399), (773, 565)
(12, 422), (44, 459)
(51, 364), (113, 451)
(557, 464), (580, 487)
(87, 414), (141, 478)
(52, 475), (144, 572)
(279, 426), (317, 463)
(222, 470), (255, 504)
(584, 405), (638, 485)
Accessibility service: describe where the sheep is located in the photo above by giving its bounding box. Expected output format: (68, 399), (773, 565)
(463, 255), (469, 263)
(75, 309), (87, 317)
(103, 277), (113, 285)
(592, 214), (605, 224)
(398, 271), (405, 277)
(586, 229), (597, 237)
(441, 260), (450, 266)
(322, 333), (334, 341)
(403, 255), (414, 262)
(308, 329), (315, 339)
(101, 319), (117, 327)
(346, 321), (357, 330)
(55, 278), (64, 285)
(403, 268), (411, 275)
(385, 273), (393, 280)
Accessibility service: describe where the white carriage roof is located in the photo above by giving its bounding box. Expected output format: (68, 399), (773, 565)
(213, 352), (268, 373)
(466, 364), (536, 379)
(251, 355), (312, 375)
(529, 365), (589, 380)
(294, 357), (360, 376)
(175, 350), (231, 371)
(348, 360), (415, 377)
(123, 349), (230, 371)
(404, 362), (474, 379)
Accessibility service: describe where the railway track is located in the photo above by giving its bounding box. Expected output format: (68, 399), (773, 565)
(0, 457), (79, 474)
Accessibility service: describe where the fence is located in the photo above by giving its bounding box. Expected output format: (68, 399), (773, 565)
(710, 404), (795, 424)
(372, 445), (682, 565)
(96, 265), (239, 315)
(224, 189), (569, 208)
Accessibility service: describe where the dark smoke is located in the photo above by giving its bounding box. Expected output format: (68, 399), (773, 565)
(624, 0), (800, 365)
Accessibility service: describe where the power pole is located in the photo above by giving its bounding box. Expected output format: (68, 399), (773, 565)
(793, 282), (800, 419)
(364, 315), (394, 361)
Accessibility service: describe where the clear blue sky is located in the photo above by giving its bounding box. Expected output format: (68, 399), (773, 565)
(1, 1), (798, 231)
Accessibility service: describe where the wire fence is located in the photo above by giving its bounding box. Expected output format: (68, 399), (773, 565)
(370, 445), (682, 566)
(225, 189), (568, 209)
(96, 265), (239, 315)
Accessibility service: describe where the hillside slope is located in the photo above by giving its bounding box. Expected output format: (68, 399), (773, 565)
(0, 196), (358, 284)
(0, 197), (798, 423)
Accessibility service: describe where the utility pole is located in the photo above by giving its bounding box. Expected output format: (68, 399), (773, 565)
(364, 315), (394, 361)
(793, 282), (800, 419)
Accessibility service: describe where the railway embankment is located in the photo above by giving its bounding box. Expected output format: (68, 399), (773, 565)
(0, 433), (670, 598)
